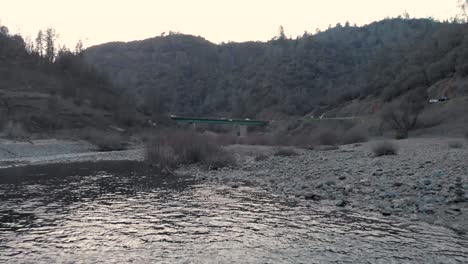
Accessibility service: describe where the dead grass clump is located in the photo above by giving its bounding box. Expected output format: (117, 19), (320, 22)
(146, 129), (236, 171)
(273, 148), (299, 157)
(448, 141), (464, 149)
(372, 141), (398, 157)
(83, 129), (128, 151)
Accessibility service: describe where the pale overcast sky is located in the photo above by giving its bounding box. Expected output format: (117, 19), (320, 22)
(0, 0), (461, 48)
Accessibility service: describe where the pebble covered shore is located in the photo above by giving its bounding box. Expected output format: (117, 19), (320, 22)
(179, 138), (468, 234)
(1, 137), (466, 234)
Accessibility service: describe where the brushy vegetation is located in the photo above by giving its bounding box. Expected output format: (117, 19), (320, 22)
(145, 129), (236, 172)
(254, 154), (269, 162)
(317, 128), (340, 146)
(381, 90), (425, 140)
(448, 141), (464, 149)
(273, 148), (299, 157)
(238, 120), (368, 149)
(372, 141), (398, 156)
(82, 129), (128, 151)
(2, 121), (27, 140)
(341, 126), (369, 145)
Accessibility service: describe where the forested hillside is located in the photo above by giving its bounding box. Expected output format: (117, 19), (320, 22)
(85, 18), (468, 120)
(0, 24), (128, 132)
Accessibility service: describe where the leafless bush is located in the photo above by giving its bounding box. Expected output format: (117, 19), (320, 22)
(241, 133), (275, 145)
(3, 121), (27, 140)
(317, 128), (340, 146)
(236, 122), (369, 149)
(448, 141), (464, 149)
(289, 133), (315, 149)
(145, 129), (236, 171)
(254, 154), (269, 162)
(315, 145), (339, 151)
(202, 150), (237, 170)
(381, 94), (425, 139)
(372, 141), (398, 156)
(146, 144), (178, 171)
(342, 126), (369, 144)
(214, 133), (238, 146)
(273, 148), (299, 157)
(83, 129), (128, 151)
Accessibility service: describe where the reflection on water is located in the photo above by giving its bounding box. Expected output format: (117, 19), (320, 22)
(0, 161), (467, 263)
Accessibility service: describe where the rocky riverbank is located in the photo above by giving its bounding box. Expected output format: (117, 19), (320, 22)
(178, 137), (468, 234)
(1, 136), (466, 234)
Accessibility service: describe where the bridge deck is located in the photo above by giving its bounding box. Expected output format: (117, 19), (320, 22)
(170, 116), (268, 126)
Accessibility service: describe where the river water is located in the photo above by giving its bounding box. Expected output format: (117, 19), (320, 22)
(0, 161), (467, 263)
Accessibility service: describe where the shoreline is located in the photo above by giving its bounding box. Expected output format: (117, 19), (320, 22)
(0, 138), (144, 168)
(0, 137), (467, 234)
(178, 138), (468, 234)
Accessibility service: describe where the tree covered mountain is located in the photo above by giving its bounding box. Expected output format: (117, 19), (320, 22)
(85, 18), (468, 120)
(0, 23), (129, 131)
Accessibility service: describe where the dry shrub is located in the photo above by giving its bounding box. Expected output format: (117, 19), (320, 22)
(317, 128), (340, 146)
(146, 129), (236, 171)
(241, 133), (275, 145)
(3, 121), (27, 140)
(448, 141), (464, 149)
(82, 129), (128, 151)
(202, 150), (237, 170)
(236, 121), (369, 149)
(214, 133), (238, 146)
(315, 145), (339, 151)
(381, 94), (424, 139)
(342, 126), (369, 145)
(372, 141), (398, 156)
(273, 148), (299, 157)
(254, 154), (269, 162)
(289, 133), (315, 149)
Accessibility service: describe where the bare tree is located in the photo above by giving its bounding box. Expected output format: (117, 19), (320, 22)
(381, 90), (426, 139)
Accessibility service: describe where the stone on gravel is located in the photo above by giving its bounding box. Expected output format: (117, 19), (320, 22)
(304, 192), (322, 201)
(335, 199), (347, 207)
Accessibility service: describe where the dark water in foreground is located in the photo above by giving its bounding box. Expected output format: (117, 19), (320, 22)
(0, 161), (467, 263)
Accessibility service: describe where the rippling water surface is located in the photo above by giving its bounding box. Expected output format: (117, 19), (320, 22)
(0, 161), (467, 263)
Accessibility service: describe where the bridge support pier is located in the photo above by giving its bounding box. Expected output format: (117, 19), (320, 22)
(239, 125), (248, 138)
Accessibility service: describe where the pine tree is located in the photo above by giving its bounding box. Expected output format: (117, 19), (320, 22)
(35, 30), (44, 58)
(45, 28), (58, 63)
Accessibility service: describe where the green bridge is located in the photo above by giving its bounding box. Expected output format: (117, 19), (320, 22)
(170, 115), (269, 137)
